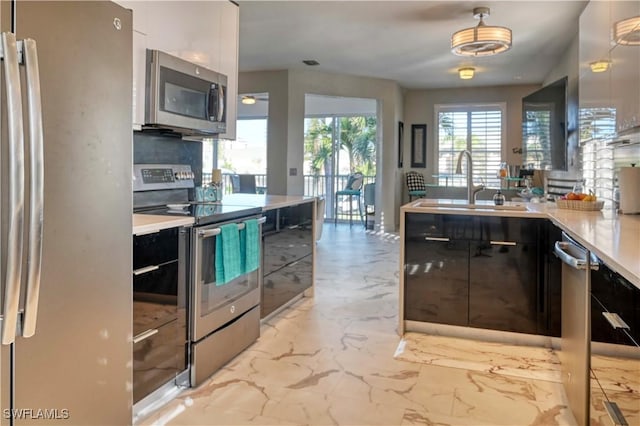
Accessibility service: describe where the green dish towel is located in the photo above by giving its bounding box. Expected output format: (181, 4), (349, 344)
(215, 223), (242, 286)
(241, 218), (260, 273)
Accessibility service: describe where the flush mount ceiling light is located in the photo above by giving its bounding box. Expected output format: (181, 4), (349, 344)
(458, 67), (475, 79)
(589, 60), (611, 73)
(613, 15), (640, 45)
(451, 7), (512, 56)
(241, 95), (256, 105)
(302, 59), (320, 66)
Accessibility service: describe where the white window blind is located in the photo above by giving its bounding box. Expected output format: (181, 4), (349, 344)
(523, 106), (552, 169)
(580, 107), (616, 206)
(437, 105), (504, 188)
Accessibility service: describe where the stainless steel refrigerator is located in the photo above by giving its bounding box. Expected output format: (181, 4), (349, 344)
(0, 2), (132, 424)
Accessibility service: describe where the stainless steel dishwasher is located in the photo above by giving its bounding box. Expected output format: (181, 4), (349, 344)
(554, 232), (599, 426)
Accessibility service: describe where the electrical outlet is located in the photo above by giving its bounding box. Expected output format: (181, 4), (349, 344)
(289, 168), (297, 176)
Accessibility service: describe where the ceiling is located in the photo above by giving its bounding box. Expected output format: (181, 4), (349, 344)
(237, 1), (588, 89)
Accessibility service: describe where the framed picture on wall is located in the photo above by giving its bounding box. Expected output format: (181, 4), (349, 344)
(411, 124), (426, 168)
(398, 121), (404, 168)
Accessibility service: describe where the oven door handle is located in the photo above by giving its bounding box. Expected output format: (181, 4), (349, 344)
(198, 216), (266, 239)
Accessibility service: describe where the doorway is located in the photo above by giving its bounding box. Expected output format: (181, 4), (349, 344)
(303, 94), (377, 222)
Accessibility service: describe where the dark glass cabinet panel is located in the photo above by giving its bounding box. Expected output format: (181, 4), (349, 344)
(262, 201), (314, 319)
(591, 264), (640, 345)
(405, 239), (469, 325)
(404, 213), (554, 336)
(132, 227), (188, 403)
(468, 240), (538, 334)
(133, 227), (179, 269)
(262, 255), (313, 318)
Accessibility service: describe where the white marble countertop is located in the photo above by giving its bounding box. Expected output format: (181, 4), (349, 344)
(132, 214), (194, 235)
(222, 194), (316, 210)
(402, 198), (640, 288)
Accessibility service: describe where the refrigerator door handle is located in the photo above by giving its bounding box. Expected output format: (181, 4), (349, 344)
(21, 38), (44, 338)
(1, 32), (26, 345)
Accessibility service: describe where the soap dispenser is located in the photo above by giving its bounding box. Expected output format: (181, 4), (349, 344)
(493, 190), (505, 206)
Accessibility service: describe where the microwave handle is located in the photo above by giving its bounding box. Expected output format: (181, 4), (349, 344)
(208, 83), (225, 123)
(216, 83), (225, 122)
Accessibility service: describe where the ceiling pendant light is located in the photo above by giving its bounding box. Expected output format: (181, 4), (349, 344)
(451, 7), (512, 57)
(589, 60), (611, 73)
(458, 67), (475, 79)
(241, 95), (256, 105)
(613, 15), (640, 46)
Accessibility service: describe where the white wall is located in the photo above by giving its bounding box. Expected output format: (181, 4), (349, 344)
(402, 84), (540, 194)
(239, 68), (403, 231)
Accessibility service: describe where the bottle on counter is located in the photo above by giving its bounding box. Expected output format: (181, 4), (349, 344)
(493, 190), (505, 206)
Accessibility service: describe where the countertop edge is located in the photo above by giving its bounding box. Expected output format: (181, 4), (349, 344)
(133, 214), (194, 235)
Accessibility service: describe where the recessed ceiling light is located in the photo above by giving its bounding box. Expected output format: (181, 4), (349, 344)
(241, 95), (256, 105)
(589, 60), (611, 73)
(302, 59), (320, 66)
(458, 67), (475, 79)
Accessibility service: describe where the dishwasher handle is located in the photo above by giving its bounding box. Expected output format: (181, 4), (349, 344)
(554, 241), (599, 271)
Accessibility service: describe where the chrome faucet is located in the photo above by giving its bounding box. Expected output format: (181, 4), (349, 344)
(455, 150), (485, 204)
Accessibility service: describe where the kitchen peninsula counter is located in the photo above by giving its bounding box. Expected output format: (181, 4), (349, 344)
(402, 199), (640, 288)
(222, 194), (316, 210)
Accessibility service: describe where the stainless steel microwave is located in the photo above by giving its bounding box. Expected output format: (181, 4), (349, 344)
(145, 49), (226, 136)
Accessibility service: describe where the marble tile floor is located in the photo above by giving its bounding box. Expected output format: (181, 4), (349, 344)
(140, 224), (577, 426)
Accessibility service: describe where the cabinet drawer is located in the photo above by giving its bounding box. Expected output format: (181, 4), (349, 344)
(262, 255), (312, 318)
(470, 217), (540, 243)
(591, 295), (638, 346)
(263, 228), (313, 276)
(405, 213), (474, 240)
(133, 319), (187, 403)
(279, 203), (313, 229)
(133, 260), (179, 298)
(133, 227), (179, 269)
(591, 265), (640, 344)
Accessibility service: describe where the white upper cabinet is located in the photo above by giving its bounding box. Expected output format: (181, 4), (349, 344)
(579, 0), (640, 139)
(609, 1), (640, 135)
(114, 0), (239, 139)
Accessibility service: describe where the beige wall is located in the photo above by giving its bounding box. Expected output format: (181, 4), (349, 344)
(402, 84), (540, 193)
(239, 69), (404, 231)
(238, 70), (290, 194)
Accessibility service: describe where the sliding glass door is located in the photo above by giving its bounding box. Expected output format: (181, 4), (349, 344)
(304, 116), (376, 221)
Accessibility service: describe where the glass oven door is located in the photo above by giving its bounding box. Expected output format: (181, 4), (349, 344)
(191, 216), (263, 341)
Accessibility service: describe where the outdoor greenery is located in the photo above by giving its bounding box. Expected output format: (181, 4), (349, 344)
(304, 116), (377, 177)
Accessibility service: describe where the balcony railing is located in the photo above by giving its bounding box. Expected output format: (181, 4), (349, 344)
(202, 173), (374, 221)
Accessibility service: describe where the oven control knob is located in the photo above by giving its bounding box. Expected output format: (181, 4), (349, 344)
(175, 172), (181, 180)
(230, 305), (235, 314)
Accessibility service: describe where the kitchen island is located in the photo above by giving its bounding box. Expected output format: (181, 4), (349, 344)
(399, 198), (640, 425)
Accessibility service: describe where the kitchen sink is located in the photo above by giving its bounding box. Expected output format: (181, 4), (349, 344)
(411, 200), (528, 211)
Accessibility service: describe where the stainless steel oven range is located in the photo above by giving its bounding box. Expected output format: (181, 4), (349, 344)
(133, 163), (264, 388)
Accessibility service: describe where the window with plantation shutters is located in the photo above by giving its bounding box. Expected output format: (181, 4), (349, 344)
(436, 104), (505, 188)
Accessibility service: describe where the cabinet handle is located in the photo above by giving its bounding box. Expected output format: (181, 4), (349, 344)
(490, 241), (517, 246)
(425, 237), (449, 242)
(604, 401), (628, 426)
(133, 328), (158, 344)
(602, 312), (630, 330)
(288, 224), (300, 230)
(133, 265), (159, 276)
